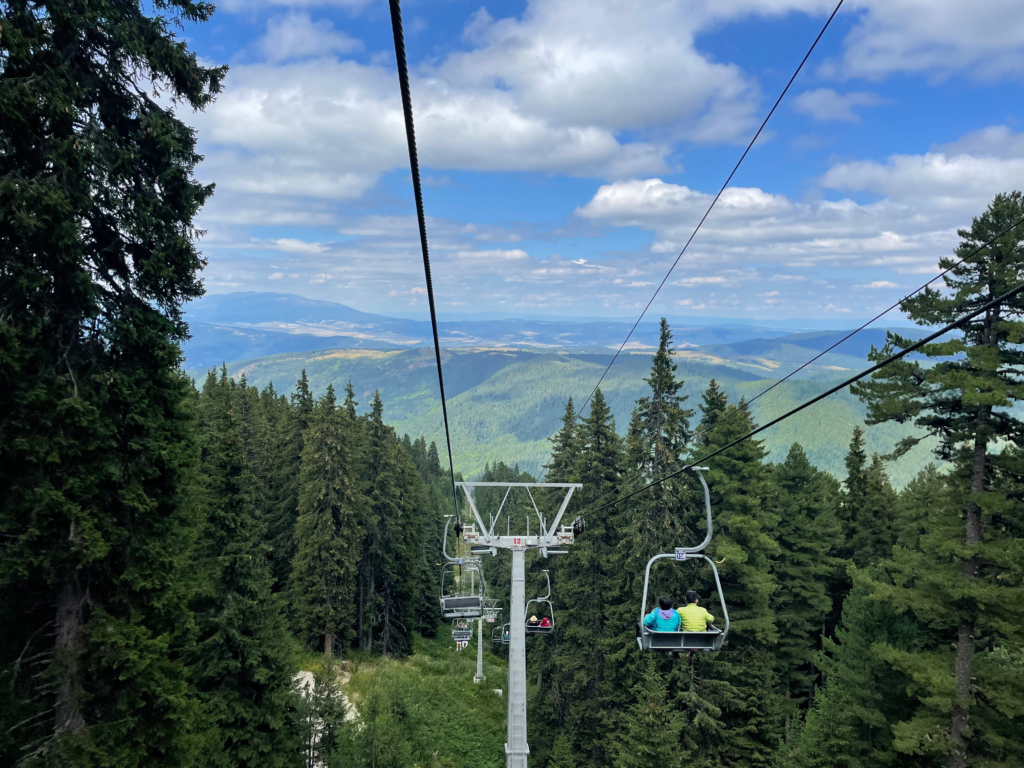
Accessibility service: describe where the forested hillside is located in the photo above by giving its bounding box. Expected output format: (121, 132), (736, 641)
(219, 347), (938, 485)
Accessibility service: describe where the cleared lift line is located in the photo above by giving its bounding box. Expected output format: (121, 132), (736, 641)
(574, 0), (847, 422)
(586, 277), (1024, 517)
(574, 214), (1024, 521)
(388, 0), (460, 519)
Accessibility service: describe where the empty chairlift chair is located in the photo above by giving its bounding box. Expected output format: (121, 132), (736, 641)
(636, 468), (730, 653)
(439, 561), (486, 620)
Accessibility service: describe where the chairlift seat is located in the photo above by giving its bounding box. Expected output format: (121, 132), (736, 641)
(452, 629), (473, 642)
(636, 624), (724, 652)
(525, 624), (553, 636)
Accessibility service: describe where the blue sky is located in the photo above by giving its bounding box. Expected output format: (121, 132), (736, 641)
(179, 0), (1024, 322)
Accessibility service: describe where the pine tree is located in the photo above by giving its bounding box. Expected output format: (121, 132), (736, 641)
(358, 392), (420, 656)
(0, 2), (223, 763)
(291, 387), (363, 657)
(191, 371), (299, 768)
(265, 371), (316, 590)
(694, 395), (783, 767)
(549, 734), (580, 768)
(634, 318), (694, 477)
(797, 567), (921, 768)
(849, 456), (897, 569)
(851, 191), (1024, 768)
(548, 389), (620, 764)
(608, 659), (684, 768)
(772, 444), (842, 708)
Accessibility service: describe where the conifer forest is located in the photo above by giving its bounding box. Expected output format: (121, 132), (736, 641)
(2, 2), (1024, 768)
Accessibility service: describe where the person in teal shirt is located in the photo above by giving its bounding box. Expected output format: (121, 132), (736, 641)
(643, 596), (682, 631)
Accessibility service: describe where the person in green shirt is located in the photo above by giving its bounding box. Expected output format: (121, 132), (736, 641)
(676, 590), (715, 631)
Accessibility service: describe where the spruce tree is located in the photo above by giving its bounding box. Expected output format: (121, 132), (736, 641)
(608, 659), (684, 768)
(634, 318), (694, 477)
(291, 387), (363, 657)
(694, 396), (783, 767)
(797, 568), (921, 768)
(265, 372), (316, 590)
(849, 455), (897, 568)
(191, 371), (299, 768)
(358, 392), (419, 656)
(549, 389), (620, 764)
(0, 1), (223, 763)
(851, 191), (1024, 768)
(772, 444), (842, 708)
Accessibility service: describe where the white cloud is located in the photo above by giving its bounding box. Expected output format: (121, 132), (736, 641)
(792, 88), (885, 123)
(576, 126), (1024, 275)
(268, 272), (285, 279)
(260, 13), (362, 64)
(856, 280), (900, 289)
(829, 0), (1024, 81)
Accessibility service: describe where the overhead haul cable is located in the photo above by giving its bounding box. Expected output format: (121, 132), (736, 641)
(574, 214), (1024, 520)
(586, 277), (1024, 517)
(575, 0), (847, 421)
(389, 0), (460, 520)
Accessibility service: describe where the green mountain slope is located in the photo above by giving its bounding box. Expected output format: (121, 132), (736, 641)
(215, 347), (937, 486)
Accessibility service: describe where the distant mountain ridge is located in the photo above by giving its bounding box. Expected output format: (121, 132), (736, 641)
(183, 291), (917, 373)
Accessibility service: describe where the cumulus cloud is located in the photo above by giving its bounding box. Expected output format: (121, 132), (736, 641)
(576, 127), (1024, 275)
(260, 13), (362, 63)
(792, 88), (886, 123)
(829, 0), (1024, 81)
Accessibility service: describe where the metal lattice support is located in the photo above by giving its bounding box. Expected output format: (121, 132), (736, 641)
(456, 482), (581, 768)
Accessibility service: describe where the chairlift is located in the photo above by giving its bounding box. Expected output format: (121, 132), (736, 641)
(439, 517), (487, 620)
(451, 619), (473, 645)
(636, 469), (730, 653)
(525, 570), (555, 635)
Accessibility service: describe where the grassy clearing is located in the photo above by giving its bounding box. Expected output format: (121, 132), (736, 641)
(338, 631), (509, 768)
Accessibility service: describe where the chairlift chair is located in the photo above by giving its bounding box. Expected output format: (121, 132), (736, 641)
(440, 561), (486, 620)
(636, 469), (730, 653)
(451, 619), (473, 644)
(525, 570), (555, 635)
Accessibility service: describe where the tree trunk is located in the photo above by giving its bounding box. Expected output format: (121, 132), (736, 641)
(324, 631), (334, 659)
(949, 409), (988, 768)
(54, 573), (86, 738)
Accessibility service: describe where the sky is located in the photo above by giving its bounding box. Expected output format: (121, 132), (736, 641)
(178, 0), (1024, 322)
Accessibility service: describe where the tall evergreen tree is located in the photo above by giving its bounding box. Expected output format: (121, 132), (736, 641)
(772, 444), (842, 708)
(358, 392), (420, 656)
(265, 371), (316, 590)
(191, 371), (299, 767)
(851, 191), (1024, 768)
(291, 387), (363, 657)
(548, 389), (620, 765)
(634, 318), (694, 477)
(693, 395), (783, 768)
(0, 2), (223, 763)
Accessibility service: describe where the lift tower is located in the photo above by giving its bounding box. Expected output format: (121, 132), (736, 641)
(456, 482), (581, 768)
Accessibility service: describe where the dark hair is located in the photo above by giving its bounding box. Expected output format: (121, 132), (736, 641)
(658, 596), (672, 610)
(685, 590), (699, 604)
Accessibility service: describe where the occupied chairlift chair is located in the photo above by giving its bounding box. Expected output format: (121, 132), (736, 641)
(451, 619), (473, 644)
(637, 468), (730, 653)
(525, 569), (555, 635)
(439, 517), (487, 621)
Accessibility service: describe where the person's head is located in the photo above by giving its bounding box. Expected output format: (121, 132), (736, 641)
(530, 615), (538, 622)
(658, 596), (673, 610)
(685, 590), (699, 604)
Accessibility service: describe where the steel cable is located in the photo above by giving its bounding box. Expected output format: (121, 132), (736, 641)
(389, 0), (460, 520)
